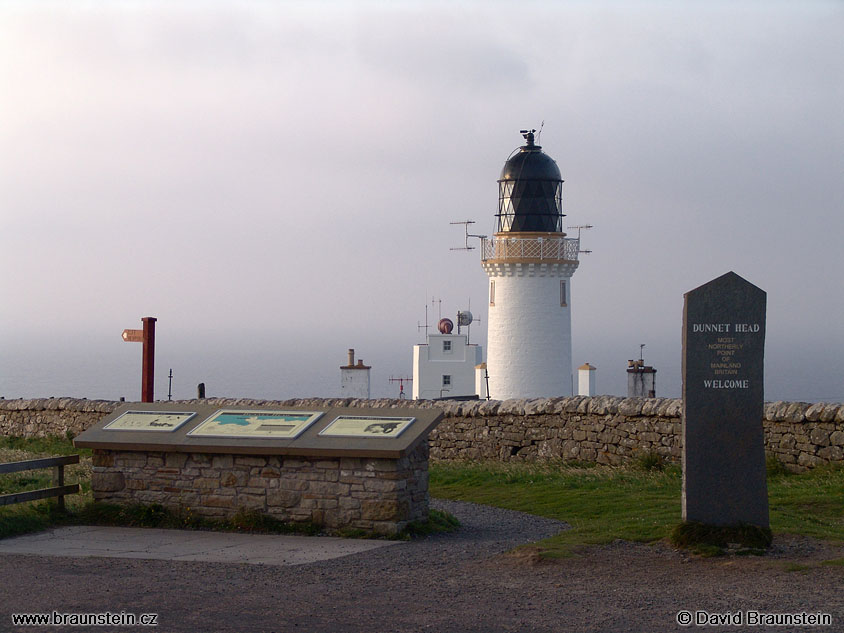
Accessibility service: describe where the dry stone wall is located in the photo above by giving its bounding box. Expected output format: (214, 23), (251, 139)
(429, 396), (683, 465)
(0, 398), (119, 438)
(1, 396), (842, 470)
(426, 396), (844, 470)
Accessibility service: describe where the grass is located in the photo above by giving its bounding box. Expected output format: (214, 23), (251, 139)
(431, 460), (682, 557)
(670, 521), (772, 556)
(72, 502), (324, 536)
(2, 435), (842, 554)
(430, 459), (844, 558)
(0, 435), (94, 539)
(820, 557), (844, 567)
(402, 508), (461, 539)
(765, 462), (844, 541)
(74, 503), (459, 540)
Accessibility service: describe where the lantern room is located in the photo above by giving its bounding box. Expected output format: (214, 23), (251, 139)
(496, 130), (565, 233)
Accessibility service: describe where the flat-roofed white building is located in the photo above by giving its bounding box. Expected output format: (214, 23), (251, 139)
(412, 320), (482, 400)
(340, 348), (371, 398)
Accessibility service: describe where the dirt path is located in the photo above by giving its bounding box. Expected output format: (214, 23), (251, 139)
(1, 501), (841, 632)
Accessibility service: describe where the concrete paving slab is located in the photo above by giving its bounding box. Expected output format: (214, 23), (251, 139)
(0, 526), (403, 565)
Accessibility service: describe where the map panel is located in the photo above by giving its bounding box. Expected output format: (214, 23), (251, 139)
(104, 410), (196, 432)
(188, 410), (322, 439)
(318, 416), (415, 439)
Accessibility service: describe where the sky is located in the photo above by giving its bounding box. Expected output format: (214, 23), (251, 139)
(1, 1), (842, 402)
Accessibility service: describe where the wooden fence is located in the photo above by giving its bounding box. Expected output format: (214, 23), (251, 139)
(0, 455), (81, 511)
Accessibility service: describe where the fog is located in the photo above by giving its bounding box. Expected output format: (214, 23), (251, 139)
(1, 1), (842, 402)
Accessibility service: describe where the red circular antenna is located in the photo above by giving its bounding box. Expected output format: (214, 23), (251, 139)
(438, 318), (454, 334)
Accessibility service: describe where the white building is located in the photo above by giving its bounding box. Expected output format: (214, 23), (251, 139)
(340, 348), (371, 398)
(475, 363), (489, 400)
(578, 363), (597, 396)
(481, 130), (581, 400)
(412, 319), (483, 400)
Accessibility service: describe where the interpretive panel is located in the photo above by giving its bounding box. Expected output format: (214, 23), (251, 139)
(75, 402), (443, 458)
(319, 415), (415, 439)
(188, 409), (322, 439)
(103, 410), (196, 432)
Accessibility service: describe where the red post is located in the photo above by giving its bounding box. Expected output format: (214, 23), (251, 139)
(141, 317), (157, 402)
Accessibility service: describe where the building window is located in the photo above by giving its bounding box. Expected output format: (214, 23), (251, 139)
(489, 280), (495, 306)
(560, 280), (567, 307)
(443, 340), (452, 352)
(442, 375), (451, 386)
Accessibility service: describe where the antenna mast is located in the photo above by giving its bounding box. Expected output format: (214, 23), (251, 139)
(417, 303), (429, 340)
(417, 297), (443, 339)
(567, 224), (594, 255)
(450, 220), (487, 251)
(388, 376), (413, 400)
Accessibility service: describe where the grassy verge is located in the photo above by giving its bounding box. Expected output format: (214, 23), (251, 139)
(766, 463), (844, 541)
(431, 460), (682, 557)
(402, 508), (461, 539)
(75, 502), (324, 536)
(3, 436), (841, 552)
(430, 459), (844, 558)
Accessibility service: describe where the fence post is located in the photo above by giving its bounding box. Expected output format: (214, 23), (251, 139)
(53, 464), (65, 512)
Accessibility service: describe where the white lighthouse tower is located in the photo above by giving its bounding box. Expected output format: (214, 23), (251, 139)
(481, 130), (581, 400)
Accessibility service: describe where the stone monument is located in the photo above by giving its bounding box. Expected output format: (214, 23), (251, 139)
(682, 271), (768, 528)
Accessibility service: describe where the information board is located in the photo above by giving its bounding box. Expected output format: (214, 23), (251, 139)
(103, 410), (196, 432)
(75, 402), (443, 458)
(318, 415), (415, 439)
(187, 409), (322, 439)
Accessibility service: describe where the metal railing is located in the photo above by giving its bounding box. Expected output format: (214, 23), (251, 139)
(0, 455), (81, 511)
(481, 236), (580, 261)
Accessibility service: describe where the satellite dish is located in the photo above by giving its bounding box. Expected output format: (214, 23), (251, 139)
(457, 311), (473, 326)
(438, 318), (454, 334)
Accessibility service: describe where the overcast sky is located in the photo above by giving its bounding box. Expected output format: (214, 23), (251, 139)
(1, 1), (842, 402)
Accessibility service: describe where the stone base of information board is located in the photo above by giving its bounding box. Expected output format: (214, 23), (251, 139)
(91, 442), (429, 536)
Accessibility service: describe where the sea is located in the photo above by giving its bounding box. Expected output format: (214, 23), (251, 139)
(2, 336), (841, 404)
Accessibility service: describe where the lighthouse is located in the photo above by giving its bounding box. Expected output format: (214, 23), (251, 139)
(482, 130), (581, 400)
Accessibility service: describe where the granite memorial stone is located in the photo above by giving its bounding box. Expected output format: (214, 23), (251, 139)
(682, 271), (768, 528)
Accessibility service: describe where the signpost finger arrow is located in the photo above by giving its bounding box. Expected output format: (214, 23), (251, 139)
(121, 329), (144, 343)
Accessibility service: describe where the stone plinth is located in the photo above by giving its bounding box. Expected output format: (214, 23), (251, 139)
(91, 442), (429, 536)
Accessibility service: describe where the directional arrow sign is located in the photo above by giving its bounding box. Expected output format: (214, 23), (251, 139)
(122, 329), (144, 343)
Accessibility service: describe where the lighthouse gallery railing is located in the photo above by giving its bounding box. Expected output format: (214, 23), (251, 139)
(481, 236), (580, 261)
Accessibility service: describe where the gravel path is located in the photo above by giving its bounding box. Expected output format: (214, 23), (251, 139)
(1, 500), (841, 632)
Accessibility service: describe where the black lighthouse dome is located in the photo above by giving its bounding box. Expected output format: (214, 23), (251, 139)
(496, 130), (564, 233)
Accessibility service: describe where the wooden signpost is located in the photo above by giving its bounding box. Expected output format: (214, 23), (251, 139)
(122, 317), (157, 403)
